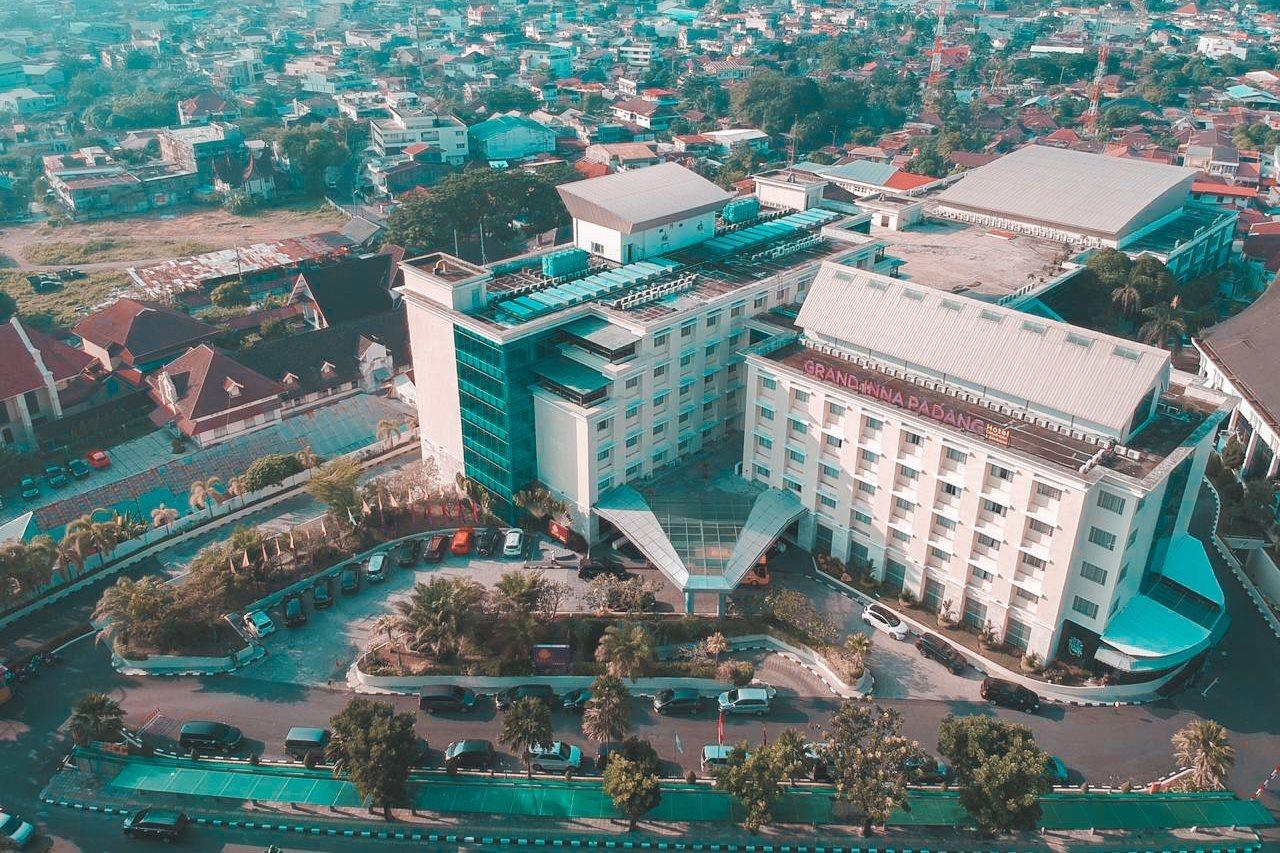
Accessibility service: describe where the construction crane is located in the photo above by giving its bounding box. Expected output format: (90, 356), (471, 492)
(1083, 39), (1111, 136)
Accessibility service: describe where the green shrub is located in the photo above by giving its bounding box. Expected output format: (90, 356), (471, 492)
(241, 453), (305, 492)
(717, 660), (755, 686)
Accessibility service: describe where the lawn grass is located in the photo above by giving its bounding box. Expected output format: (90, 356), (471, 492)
(0, 269), (133, 326)
(22, 238), (217, 265)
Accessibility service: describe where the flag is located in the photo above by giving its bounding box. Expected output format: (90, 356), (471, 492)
(348, 508), (357, 526)
(289, 531), (296, 551)
(362, 499), (372, 516)
(717, 712), (724, 745)
(274, 538), (283, 557)
(319, 518), (328, 537)
(229, 558), (237, 573)
(388, 493), (399, 509)
(261, 544), (269, 563)
(241, 550), (251, 569)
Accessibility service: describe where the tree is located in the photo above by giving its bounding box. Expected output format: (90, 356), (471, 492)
(375, 418), (402, 448)
(1138, 296), (1189, 351)
(241, 453), (305, 492)
(211, 279), (251, 308)
(393, 576), (485, 659)
(188, 476), (223, 512)
(69, 692), (124, 745)
(937, 715), (1053, 836)
(306, 458), (362, 523)
(771, 728), (810, 786)
(704, 631), (729, 662)
(492, 570), (553, 619)
(824, 700), (922, 836)
(582, 674), (632, 743)
(602, 755), (662, 831)
(595, 623), (654, 682)
(712, 743), (786, 833)
(150, 504), (179, 528)
(326, 698), (419, 818)
(0, 291), (15, 323)
(93, 575), (178, 651)
(1171, 719), (1234, 791)
(278, 123), (350, 196)
(500, 696), (554, 777)
(483, 85), (540, 114)
(0, 535), (56, 608)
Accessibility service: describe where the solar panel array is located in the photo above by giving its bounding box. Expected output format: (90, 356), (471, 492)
(493, 257), (682, 324)
(698, 208), (839, 257)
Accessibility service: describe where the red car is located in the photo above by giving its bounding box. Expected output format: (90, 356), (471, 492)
(85, 449), (111, 470)
(450, 527), (474, 556)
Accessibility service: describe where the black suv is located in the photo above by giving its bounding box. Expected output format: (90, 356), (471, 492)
(313, 575), (334, 609)
(981, 677), (1040, 712)
(395, 538), (421, 567)
(339, 564), (361, 594)
(495, 683), (557, 710)
(915, 633), (968, 674)
(282, 594), (307, 627)
(476, 528), (500, 557)
(418, 684), (479, 715)
(122, 808), (188, 842)
(652, 688), (704, 715)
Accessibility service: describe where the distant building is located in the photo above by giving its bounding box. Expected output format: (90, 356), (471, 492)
(0, 317), (106, 451)
(615, 41), (655, 69)
(288, 251), (399, 330)
(370, 104), (468, 163)
(469, 113), (556, 161)
(75, 299), (220, 373)
(159, 123), (248, 185)
(178, 91), (242, 126)
(609, 98), (677, 133)
(42, 149), (148, 220)
(1197, 35), (1247, 61)
(148, 345), (285, 447)
(583, 142), (661, 172)
(702, 128), (770, 155)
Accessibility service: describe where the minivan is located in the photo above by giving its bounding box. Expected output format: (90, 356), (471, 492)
(365, 553), (388, 583)
(284, 726), (330, 760)
(178, 720), (242, 753)
(717, 687), (771, 716)
(418, 684), (479, 714)
(502, 528), (525, 558)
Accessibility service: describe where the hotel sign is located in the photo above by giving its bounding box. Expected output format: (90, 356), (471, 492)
(801, 358), (1012, 446)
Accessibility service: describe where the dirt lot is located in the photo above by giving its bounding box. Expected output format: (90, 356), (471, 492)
(0, 202), (349, 325)
(0, 201), (347, 273)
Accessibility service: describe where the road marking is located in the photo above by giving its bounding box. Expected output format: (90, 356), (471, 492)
(674, 733), (683, 754)
(1200, 676), (1220, 697)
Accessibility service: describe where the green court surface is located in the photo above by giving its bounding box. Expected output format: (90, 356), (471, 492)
(87, 749), (1274, 831)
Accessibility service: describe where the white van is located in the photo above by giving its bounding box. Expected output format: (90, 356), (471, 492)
(242, 609), (275, 638)
(502, 529), (525, 558)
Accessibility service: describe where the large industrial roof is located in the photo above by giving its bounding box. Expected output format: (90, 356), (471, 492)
(935, 145), (1196, 239)
(795, 263), (1170, 436)
(1196, 282), (1280, 432)
(556, 162), (732, 234)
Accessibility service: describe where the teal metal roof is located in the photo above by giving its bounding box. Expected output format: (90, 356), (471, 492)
(562, 315), (640, 350)
(535, 356), (610, 394)
(468, 113), (552, 142)
(699, 209), (838, 257)
(493, 257), (683, 325)
(1161, 532), (1224, 606)
(1099, 593), (1212, 669)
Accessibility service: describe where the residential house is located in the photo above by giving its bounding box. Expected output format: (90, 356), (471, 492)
(469, 113), (556, 161)
(42, 149), (148, 220)
(178, 91), (242, 126)
(159, 123), (248, 185)
(0, 317), (106, 451)
(74, 299), (220, 374)
(288, 251), (400, 330)
(609, 98), (677, 132)
(370, 104), (468, 163)
(584, 142), (660, 170)
(148, 345), (285, 448)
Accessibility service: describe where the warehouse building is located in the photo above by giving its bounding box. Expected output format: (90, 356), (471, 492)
(741, 262), (1232, 672)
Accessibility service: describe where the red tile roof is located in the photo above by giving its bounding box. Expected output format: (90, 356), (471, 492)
(74, 299), (219, 365)
(884, 170), (936, 191)
(149, 345), (284, 431)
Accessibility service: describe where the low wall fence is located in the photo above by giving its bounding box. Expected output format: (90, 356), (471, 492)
(1204, 479), (1280, 642)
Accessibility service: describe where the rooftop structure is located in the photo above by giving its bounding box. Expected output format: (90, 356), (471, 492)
(126, 234), (351, 299)
(556, 162), (731, 236)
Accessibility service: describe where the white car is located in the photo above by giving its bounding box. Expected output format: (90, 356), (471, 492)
(0, 809), (34, 849)
(242, 609), (276, 638)
(528, 741), (582, 773)
(862, 603), (909, 640)
(502, 528), (526, 558)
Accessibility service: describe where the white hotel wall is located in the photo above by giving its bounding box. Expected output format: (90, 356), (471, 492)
(740, 354), (1168, 661)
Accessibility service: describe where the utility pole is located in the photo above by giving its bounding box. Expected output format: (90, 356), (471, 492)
(414, 3), (427, 91)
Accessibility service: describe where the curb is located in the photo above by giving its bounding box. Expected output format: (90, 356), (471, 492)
(1203, 479), (1280, 643)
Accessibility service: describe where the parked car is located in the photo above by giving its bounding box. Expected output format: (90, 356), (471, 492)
(717, 686), (771, 716)
(476, 528), (500, 556)
(122, 808), (188, 842)
(19, 477), (38, 500)
(284, 727), (329, 760)
(66, 458), (91, 480)
(903, 754), (950, 784)
(803, 743), (830, 781)
(915, 633), (967, 674)
(178, 720), (242, 753)
(980, 677), (1040, 712)
(313, 575), (334, 609)
(862, 603), (909, 640)
(365, 553), (388, 583)
(43, 465), (68, 489)
(395, 538), (420, 567)
(444, 739), (496, 771)
(418, 685), (479, 715)
(578, 560), (628, 581)
(242, 609), (275, 638)
(1046, 755), (1069, 786)
(423, 534), (449, 563)
(450, 527), (474, 556)
(528, 741), (582, 773)
(653, 688), (704, 715)
(494, 683), (557, 710)
(85, 449), (111, 470)
(502, 528), (525, 558)
(562, 688), (592, 712)
(339, 564), (360, 594)
(0, 808), (34, 848)
(57, 268), (86, 281)
(701, 744), (736, 772)
(282, 594), (307, 627)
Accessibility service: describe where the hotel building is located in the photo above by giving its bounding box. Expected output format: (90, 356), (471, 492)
(741, 263), (1232, 672)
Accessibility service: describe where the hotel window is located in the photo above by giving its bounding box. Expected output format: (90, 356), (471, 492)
(706, 313), (719, 328)
(934, 514), (956, 530)
(865, 416), (883, 431)
(758, 405), (774, 421)
(705, 343), (717, 357)
(653, 364), (667, 379)
(598, 477), (613, 492)
(789, 418), (807, 434)
(853, 509), (872, 525)
(756, 435), (773, 450)
(941, 481), (961, 497)
(653, 450), (667, 463)
(857, 480), (876, 496)
(1035, 482), (1063, 501)
(861, 449), (879, 463)
(1080, 561), (1108, 584)
(904, 431), (923, 446)
(679, 412), (691, 425)
(1118, 563), (1129, 583)
(681, 324), (695, 338)
(829, 402), (845, 417)
(898, 464), (918, 480)
(777, 287), (790, 301)
(819, 494), (838, 509)
(990, 464), (1013, 481)
(825, 434), (843, 449)
(1028, 517), (1053, 536)
(891, 528), (910, 543)
(680, 381), (693, 397)
(754, 294), (767, 309)
(626, 404), (640, 419)
(1126, 529), (1138, 547)
(1021, 552), (1047, 571)
(1088, 527), (1117, 551)
(704, 374), (716, 386)
(761, 376), (777, 390)
(626, 434), (640, 448)
(788, 448), (805, 464)
(680, 353), (693, 367)
(728, 332), (743, 347)
(820, 462), (839, 478)
(703, 401), (715, 413)
(945, 447), (967, 463)
(1015, 586), (1040, 604)
(653, 332), (669, 348)
(754, 463), (770, 479)
(975, 532), (1000, 550)
(931, 546), (951, 563)
(895, 496), (914, 512)
(730, 304), (744, 318)
(972, 566), (993, 582)
(784, 477), (802, 493)
(982, 499), (1007, 516)
(1097, 491), (1127, 515)
(794, 389), (810, 403)
(597, 419), (611, 432)
(652, 391), (668, 407)
(1072, 595), (1100, 619)
(652, 423), (666, 437)
(625, 376), (640, 390)
(626, 463), (641, 478)
(597, 447), (611, 462)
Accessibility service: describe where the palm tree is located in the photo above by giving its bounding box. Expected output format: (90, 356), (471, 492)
(375, 419), (402, 448)
(581, 674), (631, 744)
(492, 570), (548, 618)
(295, 445), (319, 469)
(60, 514), (98, 577)
(1172, 720), (1235, 791)
(1138, 296), (1188, 352)
(500, 696), (554, 778)
(704, 631), (730, 663)
(93, 575), (175, 650)
(772, 728), (809, 785)
(595, 623), (654, 682)
(369, 614), (403, 668)
(224, 476), (247, 505)
(150, 504), (179, 528)
(1110, 279), (1143, 318)
(69, 692), (125, 745)
(843, 632), (872, 672)
(188, 476), (224, 512)
(393, 577), (485, 659)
